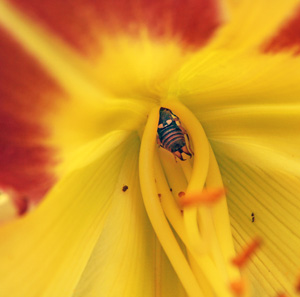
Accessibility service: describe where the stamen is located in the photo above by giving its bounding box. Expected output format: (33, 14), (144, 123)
(206, 145), (241, 281)
(232, 237), (262, 268)
(179, 188), (226, 207)
(154, 150), (236, 296)
(188, 253), (215, 297)
(167, 103), (210, 262)
(165, 104), (238, 296)
(167, 102), (240, 283)
(154, 154), (188, 245)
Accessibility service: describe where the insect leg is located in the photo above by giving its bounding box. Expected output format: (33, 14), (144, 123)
(173, 150), (184, 161)
(181, 145), (192, 158)
(178, 124), (187, 134)
(156, 134), (162, 147)
(181, 129), (194, 156)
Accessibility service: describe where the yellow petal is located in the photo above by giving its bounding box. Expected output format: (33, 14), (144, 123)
(74, 137), (186, 297)
(0, 1), (150, 164)
(0, 131), (135, 297)
(167, 1), (300, 103)
(90, 34), (188, 100)
(0, 0), (105, 102)
(173, 52), (300, 109)
(197, 104), (300, 176)
(219, 155), (300, 297)
(0, 192), (16, 223)
(212, 0), (300, 51)
(173, 51), (300, 178)
(0, 1), (189, 106)
(55, 105), (147, 174)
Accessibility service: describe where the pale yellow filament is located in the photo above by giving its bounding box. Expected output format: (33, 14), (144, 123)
(155, 239), (162, 297)
(187, 252), (215, 297)
(153, 154), (189, 245)
(168, 102), (210, 256)
(182, 159), (230, 284)
(206, 145), (241, 281)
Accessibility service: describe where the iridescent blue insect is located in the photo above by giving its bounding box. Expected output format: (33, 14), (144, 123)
(157, 107), (193, 161)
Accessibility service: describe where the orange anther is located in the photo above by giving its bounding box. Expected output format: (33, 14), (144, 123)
(179, 188), (225, 207)
(230, 279), (245, 296)
(276, 293), (288, 297)
(232, 237), (262, 268)
(295, 275), (300, 292)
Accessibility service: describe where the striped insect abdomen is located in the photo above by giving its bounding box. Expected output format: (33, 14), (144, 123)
(158, 122), (186, 153)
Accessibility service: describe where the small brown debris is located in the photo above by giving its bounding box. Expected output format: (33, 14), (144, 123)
(122, 185), (128, 192)
(170, 188), (172, 192)
(178, 191), (185, 198)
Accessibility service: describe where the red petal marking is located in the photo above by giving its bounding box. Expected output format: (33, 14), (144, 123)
(0, 28), (63, 210)
(263, 6), (300, 55)
(276, 294), (288, 297)
(12, 195), (29, 216)
(179, 188), (225, 207)
(231, 237), (262, 268)
(230, 280), (245, 297)
(9, 0), (221, 54)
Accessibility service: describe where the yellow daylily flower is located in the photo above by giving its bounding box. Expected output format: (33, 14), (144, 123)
(0, 0), (300, 297)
